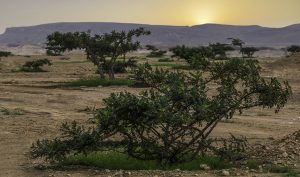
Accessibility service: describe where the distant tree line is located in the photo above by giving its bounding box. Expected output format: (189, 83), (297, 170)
(0, 51), (13, 57)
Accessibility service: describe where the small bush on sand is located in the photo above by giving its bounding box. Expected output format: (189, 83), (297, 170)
(20, 59), (52, 72)
(96, 59), (137, 74)
(31, 58), (291, 166)
(0, 51), (13, 57)
(158, 58), (174, 62)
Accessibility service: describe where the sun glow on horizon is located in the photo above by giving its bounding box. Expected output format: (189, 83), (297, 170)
(0, 0), (300, 32)
(193, 9), (215, 25)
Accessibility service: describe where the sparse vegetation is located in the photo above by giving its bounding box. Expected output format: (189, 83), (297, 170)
(241, 47), (259, 58)
(20, 59), (52, 72)
(0, 51), (13, 57)
(64, 151), (231, 170)
(228, 38), (259, 58)
(98, 59), (137, 74)
(46, 28), (150, 79)
(287, 45), (300, 56)
(209, 43), (234, 59)
(146, 45), (167, 58)
(228, 38), (245, 50)
(212, 135), (248, 162)
(31, 57), (291, 166)
(246, 159), (261, 169)
(158, 58), (173, 62)
(170, 45), (212, 69)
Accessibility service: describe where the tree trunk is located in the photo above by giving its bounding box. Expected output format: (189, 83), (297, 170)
(98, 65), (105, 79)
(109, 64), (115, 79)
(123, 54), (126, 62)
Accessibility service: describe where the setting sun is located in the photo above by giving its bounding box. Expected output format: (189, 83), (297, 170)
(196, 12), (213, 25)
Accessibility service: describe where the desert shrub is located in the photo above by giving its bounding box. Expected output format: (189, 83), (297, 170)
(158, 58), (174, 62)
(31, 58), (291, 165)
(20, 59), (52, 72)
(64, 151), (230, 170)
(212, 135), (248, 161)
(96, 59), (137, 74)
(147, 50), (167, 58)
(46, 28), (150, 79)
(246, 159), (262, 170)
(0, 51), (13, 57)
(209, 43), (234, 59)
(170, 45), (212, 69)
(241, 47), (259, 58)
(287, 45), (300, 55)
(145, 45), (167, 58)
(59, 57), (70, 60)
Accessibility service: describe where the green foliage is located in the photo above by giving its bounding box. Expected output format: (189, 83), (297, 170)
(260, 165), (300, 176)
(147, 51), (167, 58)
(145, 45), (167, 58)
(285, 171), (300, 177)
(20, 59), (52, 72)
(65, 77), (134, 87)
(170, 45), (212, 69)
(46, 28), (150, 78)
(46, 31), (89, 56)
(246, 159), (261, 170)
(31, 58), (292, 165)
(241, 47), (259, 58)
(287, 45), (300, 55)
(264, 165), (292, 173)
(97, 59), (137, 74)
(228, 38), (245, 49)
(158, 58), (174, 62)
(64, 151), (230, 170)
(209, 43), (234, 59)
(0, 51), (13, 57)
(213, 135), (248, 161)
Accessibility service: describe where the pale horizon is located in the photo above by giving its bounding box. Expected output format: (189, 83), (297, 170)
(1, 0), (300, 33)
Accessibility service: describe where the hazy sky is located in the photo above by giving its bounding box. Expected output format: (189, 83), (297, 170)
(1, 0), (300, 33)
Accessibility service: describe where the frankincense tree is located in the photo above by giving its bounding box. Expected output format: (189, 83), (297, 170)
(31, 57), (291, 164)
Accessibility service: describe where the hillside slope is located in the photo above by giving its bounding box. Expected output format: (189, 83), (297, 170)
(0, 22), (300, 47)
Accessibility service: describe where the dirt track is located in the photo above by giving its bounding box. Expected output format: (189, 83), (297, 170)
(0, 54), (299, 177)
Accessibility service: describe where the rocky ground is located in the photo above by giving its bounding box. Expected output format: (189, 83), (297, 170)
(0, 54), (299, 177)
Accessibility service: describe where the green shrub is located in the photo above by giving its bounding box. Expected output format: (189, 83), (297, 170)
(20, 59), (52, 72)
(145, 45), (167, 58)
(287, 45), (300, 55)
(246, 159), (261, 170)
(64, 151), (230, 170)
(96, 59), (137, 74)
(147, 50), (167, 58)
(213, 135), (248, 161)
(31, 58), (291, 165)
(0, 51), (13, 57)
(264, 165), (297, 174)
(158, 58), (174, 62)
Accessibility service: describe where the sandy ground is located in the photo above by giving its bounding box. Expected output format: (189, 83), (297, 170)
(0, 54), (299, 177)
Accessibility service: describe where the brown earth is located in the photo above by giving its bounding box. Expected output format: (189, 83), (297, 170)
(0, 54), (299, 177)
